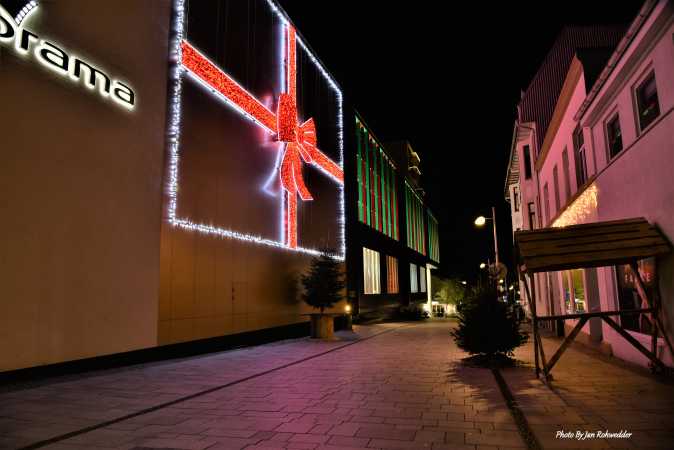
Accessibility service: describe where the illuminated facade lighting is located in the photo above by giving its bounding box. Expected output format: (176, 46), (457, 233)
(167, 0), (345, 259)
(14, 0), (37, 26)
(552, 183), (598, 228)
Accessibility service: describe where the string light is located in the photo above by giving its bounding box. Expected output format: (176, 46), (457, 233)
(14, 1), (37, 26)
(552, 183), (598, 228)
(167, 0), (345, 258)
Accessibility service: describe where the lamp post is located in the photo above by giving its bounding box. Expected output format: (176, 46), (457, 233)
(474, 206), (499, 268)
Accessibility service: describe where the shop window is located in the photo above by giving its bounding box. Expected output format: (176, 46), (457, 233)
(636, 72), (660, 132)
(562, 272), (573, 313)
(571, 269), (586, 313)
(606, 113), (623, 159)
(386, 255), (399, 294)
(615, 258), (655, 334)
(409, 263), (418, 293)
(363, 247), (380, 294)
(419, 266), (426, 292)
(561, 270), (585, 313)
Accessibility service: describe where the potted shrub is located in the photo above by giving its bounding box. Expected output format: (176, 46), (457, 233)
(301, 251), (345, 339)
(451, 286), (528, 365)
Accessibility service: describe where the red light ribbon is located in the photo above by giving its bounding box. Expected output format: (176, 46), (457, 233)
(180, 25), (343, 248)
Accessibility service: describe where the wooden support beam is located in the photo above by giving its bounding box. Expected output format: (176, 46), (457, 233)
(536, 308), (653, 322)
(521, 271), (539, 377)
(544, 317), (588, 375)
(602, 315), (665, 372)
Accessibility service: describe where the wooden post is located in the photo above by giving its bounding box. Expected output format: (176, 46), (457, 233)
(522, 270), (539, 377)
(544, 316), (588, 375)
(629, 262), (660, 370)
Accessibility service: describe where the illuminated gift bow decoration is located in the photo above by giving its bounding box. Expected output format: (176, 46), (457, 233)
(180, 26), (343, 248)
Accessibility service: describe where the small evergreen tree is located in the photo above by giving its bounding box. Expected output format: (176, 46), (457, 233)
(301, 251), (344, 313)
(451, 286), (528, 357)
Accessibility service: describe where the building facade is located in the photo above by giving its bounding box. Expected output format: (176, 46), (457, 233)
(0, 0), (348, 372)
(345, 114), (440, 319)
(505, 0), (674, 368)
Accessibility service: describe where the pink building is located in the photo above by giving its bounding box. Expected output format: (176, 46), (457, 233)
(505, 0), (674, 368)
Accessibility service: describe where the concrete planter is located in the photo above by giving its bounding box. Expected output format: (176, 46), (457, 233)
(309, 314), (334, 339)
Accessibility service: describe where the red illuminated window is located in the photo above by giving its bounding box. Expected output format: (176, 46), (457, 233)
(386, 255), (399, 294)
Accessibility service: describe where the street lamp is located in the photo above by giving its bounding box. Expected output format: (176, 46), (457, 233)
(474, 206), (499, 267)
(479, 262), (486, 269)
(461, 280), (467, 285)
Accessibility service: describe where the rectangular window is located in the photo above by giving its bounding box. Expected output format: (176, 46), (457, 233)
(386, 255), (399, 294)
(543, 183), (550, 225)
(636, 72), (660, 132)
(552, 166), (560, 212)
(363, 247), (381, 294)
(562, 272), (573, 313)
(615, 259), (656, 334)
(571, 269), (586, 313)
(527, 202), (536, 230)
(606, 113), (623, 159)
(409, 263), (418, 293)
(523, 145), (532, 179)
(419, 265), (426, 292)
(562, 148), (571, 200)
(573, 126), (588, 188)
(513, 186), (520, 212)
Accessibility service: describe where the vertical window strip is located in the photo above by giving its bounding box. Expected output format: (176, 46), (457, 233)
(380, 149), (386, 235)
(356, 125), (363, 222)
(360, 130), (367, 223)
(363, 247), (381, 294)
(364, 133), (371, 226)
(387, 161), (393, 239)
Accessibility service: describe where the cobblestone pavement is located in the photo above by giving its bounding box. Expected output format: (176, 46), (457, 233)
(1, 320), (672, 450)
(0, 321), (525, 450)
(503, 328), (674, 449)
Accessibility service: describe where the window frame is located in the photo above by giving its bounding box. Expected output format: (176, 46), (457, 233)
(605, 111), (624, 160)
(634, 70), (660, 134)
(573, 126), (588, 188)
(552, 165), (561, 212)
(409, 263), (418, 293)
(362, 247), (381, 295)
(386, 255), (399, 294)
(562, 147), (571, 200)
(522, 145), (532, 180)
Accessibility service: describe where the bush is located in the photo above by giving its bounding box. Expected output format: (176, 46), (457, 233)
(451, 286), (528, 357)
(301, 251), (344, 313)
(394, 305), (428, 321)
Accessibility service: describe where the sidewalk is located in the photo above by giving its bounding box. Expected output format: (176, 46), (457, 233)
(1, 321), (524, 450)
(502, 328), (674, 449)
(0, 320), (672, 450)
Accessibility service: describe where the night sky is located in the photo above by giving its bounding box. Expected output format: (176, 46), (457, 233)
(277, 0), (644, 282)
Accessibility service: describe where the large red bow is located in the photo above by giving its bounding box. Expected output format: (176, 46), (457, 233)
(180, 25), (343, 249)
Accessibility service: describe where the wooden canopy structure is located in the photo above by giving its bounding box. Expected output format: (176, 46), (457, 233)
(514, 218), (673, 380)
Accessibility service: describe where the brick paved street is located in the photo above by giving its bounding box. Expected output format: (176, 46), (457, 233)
(1, 320), (673, 450)
(504, 329), (674, 450)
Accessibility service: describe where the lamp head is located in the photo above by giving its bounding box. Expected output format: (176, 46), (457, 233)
(474, 216), (486, 227)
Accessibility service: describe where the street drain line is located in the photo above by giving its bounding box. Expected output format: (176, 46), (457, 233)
(491, 368), (543, 450)
(18, 325), (410, 450)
